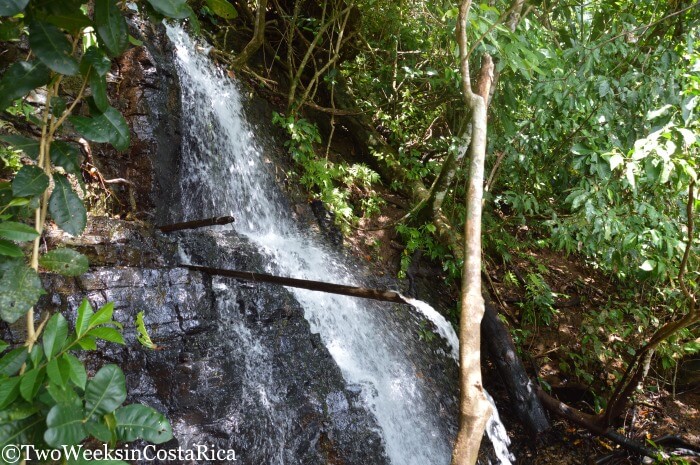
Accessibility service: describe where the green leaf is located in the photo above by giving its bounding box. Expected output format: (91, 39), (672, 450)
(76, 336), (97, 350)
(0, 341), (8, 353)
(0, 348), (28, 376)
(44, 11), (92, 32)
(0, 221), (39, 242)
(128, 35), (144, 46)
(85, 419), (113, 442)
(0, 61), (51, 112)
(0, 265), (44, 324)
(62, 353), (87, 389)
(6, 198), (30, 208)
(640, 260), (655, 271)
(205, 0), (238, 19)
(146, 0), (192, 18)
(0, 134), (40, 159)
(0, 377), (20, 409)
(19, 367), (45, 402)
(135, 311), (157, 349)
(28, 21), (80, 75)
(80, 46), (112, 77)
(0, 0), (29, 16)
(29, 344), (43, 366)
(114, 404), (173, 443)
(85, 364), (126, 416)
(89, 72), (109, 112)
(44, 404), (87, 447)
(46, 382), (81, 407)
(95, 0), (129, 56)
(50, 141), (83, 174)
(39, 248), (89, 276)
(75, 298), (94, 337)
(43, 313), (69, 360)
(49, 174), (87, 236)
(89, 302), (114, 328)
(0, 239), (23, 257)
(47, 356), (71, 386)
(69, 106), (130, 151)
(12, 165), (49, 197)
(88, 326), (124, 344)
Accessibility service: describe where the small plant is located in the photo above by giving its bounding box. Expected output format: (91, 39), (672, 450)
(0, 299), (172, 462)
(518, 272), (559, 326)
(272, 111), (384, 230)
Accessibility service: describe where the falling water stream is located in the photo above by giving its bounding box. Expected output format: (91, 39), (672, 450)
(165, 24), (513, 464)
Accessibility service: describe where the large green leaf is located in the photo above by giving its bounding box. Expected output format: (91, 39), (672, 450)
(44, 404), (87, 447)
(0, 377), (20, 409)
(28, 21), (80, 75)
(0, 348), (28, 376)
(75, 298), (94, 337)
(84, 419), (112, 442)
(50, 141), (83, 174)
(146, 0), (192, 19)
(115, 404), (173, 443)
(0, 60), (51, 112)
(12, 166), (49, 197)
(48, 174), (87, 236)
(89, 302), (114, 328)
(94, 0), (129, 57)
(0, 240), (23, 258)
(80, 46), (112, 77)
(62, 353), (87, 390)
(69, 106), (130, 151)
(0, 0), (29, 16)
(89, 72), (109, 112)
(47, 356), (71, 386)
(0, 265), (44, 324)
(39, 248), (89, 277)
(44, 11), (92, 32)
(0, 222), (39, 242)
(0, 135), (40, 159)
(205, 0), (238, 19)
(85, 364), (126, 416)
(46, 383), (81, 407)
(43, 313), (69, 360)
(88, 327), (124, 344)
(19, 367), (45, 402)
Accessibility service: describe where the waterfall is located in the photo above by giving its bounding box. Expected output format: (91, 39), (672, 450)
(165, 23), (512, 464)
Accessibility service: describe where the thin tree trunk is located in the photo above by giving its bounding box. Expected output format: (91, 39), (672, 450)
(451, 0), (495, 463)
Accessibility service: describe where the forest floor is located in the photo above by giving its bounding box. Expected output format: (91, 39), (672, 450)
(337, 186), (700, 464)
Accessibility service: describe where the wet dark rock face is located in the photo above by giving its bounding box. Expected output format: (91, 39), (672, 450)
(11, 21), (389, 465)
(33, 224), (387, 464)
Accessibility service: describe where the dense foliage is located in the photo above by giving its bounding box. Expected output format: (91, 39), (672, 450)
(201, 0), (700, 422)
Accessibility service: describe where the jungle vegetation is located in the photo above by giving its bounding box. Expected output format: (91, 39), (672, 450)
(0, 0), (699, 463)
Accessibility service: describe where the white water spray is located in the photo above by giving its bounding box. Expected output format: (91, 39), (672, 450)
(400, 296), (514, 465)
(165, 23), (512, 464)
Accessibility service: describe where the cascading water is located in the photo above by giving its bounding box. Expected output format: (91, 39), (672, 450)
(165, 23), (512, 464)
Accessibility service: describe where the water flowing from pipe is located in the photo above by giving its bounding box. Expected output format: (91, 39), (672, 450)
(165, 23), (512, 464)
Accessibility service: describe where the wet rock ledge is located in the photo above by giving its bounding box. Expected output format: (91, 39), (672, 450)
(26, 219), (388, 465)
